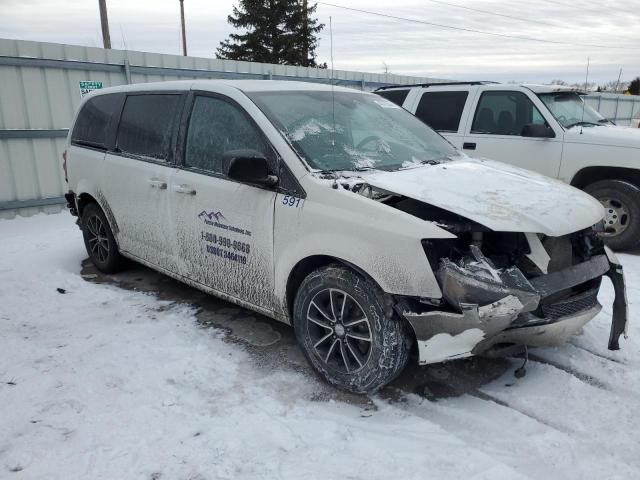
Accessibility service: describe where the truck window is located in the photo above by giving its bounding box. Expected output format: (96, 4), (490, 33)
(184, 95), (268, 174)
(71, 94), (122, 149)
(116, 94), (182, 161)
(375, 89), (409, 107)
(471, 91), (546, 136)
(415, 91), (468, 132)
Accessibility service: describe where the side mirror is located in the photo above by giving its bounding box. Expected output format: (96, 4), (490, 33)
(223, 149), (279, 187)
(521, 123), (555, 138)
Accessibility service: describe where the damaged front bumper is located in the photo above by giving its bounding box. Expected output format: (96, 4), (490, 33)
(399, 246), (628, 365)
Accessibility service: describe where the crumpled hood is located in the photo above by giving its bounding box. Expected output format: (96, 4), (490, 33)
(363, 158), (604, 236)
(564, 125), (640, 149)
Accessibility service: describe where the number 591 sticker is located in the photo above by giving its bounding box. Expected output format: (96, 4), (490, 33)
(282, 195), (304, 208)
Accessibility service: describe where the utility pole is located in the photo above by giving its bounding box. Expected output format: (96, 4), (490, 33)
(98, 0), (112, 49)
(179, 0), (187, 56)
(614, 68), (623, 94)
(302, 0), (308, 66)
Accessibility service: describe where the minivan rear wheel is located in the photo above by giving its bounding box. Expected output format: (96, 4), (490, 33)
(81, 202), (124, 273)
(293, 265), (410, 394)
(584, 179), (640, 251)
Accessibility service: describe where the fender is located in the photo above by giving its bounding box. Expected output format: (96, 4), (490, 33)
(273, 178), (457, 315)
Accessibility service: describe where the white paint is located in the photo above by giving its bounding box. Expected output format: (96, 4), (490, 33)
(363, 158), (604, 237)
(477, 295), (524, 319)
(417, 328), (486, 365)
(66, 79), (606, 327)
(396, 82), (640, 186)
(524, 232), (550, 274)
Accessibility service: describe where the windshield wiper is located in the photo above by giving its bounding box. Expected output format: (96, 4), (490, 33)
(421, 156), (451, 165)
(351, 166), (378, 172)
(566, 121), (601, 129)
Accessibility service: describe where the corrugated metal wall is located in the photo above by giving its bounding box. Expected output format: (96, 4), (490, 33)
(0, 38), (445, 219)
(584, 93), (640, 127)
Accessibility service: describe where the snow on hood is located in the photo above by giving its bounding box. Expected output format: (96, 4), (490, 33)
(564, 125), (640, 150)
(362, 158), (605, 236)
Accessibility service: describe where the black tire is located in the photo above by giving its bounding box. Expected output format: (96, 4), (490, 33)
(584, 179), (640, 251)
(292, 265), (411, 394)
(81, 202), (124, 273)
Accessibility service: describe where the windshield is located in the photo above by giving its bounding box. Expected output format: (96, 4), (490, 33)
(537, 92), (607, 128)
(247, 90), (458, 172)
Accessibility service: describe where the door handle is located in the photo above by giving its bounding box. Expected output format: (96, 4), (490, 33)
(174, 184), (197, 195)
(148, 178), (167, 189)
(463, 142), (476, 150)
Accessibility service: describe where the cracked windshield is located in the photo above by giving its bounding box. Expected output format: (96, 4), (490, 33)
(249, 90), (459, 171)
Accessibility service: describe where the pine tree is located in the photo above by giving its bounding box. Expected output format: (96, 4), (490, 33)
(216, 0), (325, 67)
(628, 77), (640, 96)
(282, 1), (325, 67)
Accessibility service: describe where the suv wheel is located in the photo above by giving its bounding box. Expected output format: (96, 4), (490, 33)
(585, 179), (640, 251)
(81, 202), (124, 273)
(293, 265), (410, 394)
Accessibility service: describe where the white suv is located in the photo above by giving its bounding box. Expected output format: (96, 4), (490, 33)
(376, 82), (640, 250)
(64, 80), (628, 393)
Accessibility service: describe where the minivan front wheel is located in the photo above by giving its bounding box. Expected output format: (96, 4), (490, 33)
(81, 202), (124, 273)
(585, 179), (640, 251)
(293, 265), (410, 394)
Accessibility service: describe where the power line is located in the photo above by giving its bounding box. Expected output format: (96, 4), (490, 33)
(538, 0), (603, 12)
(316, 1), (640, 50)
(425, 0), (560, 28)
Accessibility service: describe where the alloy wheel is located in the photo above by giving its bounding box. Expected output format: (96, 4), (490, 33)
(86, 214), (110, 263)
(306, 288), (372, 374)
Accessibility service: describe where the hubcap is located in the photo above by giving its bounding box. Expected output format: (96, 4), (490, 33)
(306, 288), (372, 374)
(599, 197), (629, 237)
(86, 214), (110, 263)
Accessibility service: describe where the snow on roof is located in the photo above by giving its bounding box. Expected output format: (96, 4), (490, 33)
(522, 84), (587, 95)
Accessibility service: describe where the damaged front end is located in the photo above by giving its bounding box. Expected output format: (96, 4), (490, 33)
(397, 226), (628, 365)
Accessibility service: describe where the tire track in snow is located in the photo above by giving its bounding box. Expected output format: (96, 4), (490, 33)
(397, 393), (582, 479)
(528, 354), (609, 391)
(478, 362), (640, 475)
(469, 389), (575, 434)
(567, 342), (625, 364)
(531, 344), (640, 400)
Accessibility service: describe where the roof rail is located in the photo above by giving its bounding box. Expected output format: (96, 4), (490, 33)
(374, 81), (498, 91)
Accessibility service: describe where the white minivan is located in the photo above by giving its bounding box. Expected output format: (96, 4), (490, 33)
(64, 80), (628, 393)
(376, 82), (640, 250)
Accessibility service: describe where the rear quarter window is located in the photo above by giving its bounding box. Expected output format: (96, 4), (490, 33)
(71, 94), (123, 149)
(375, 89), (410, 107)
(116, 94), (182, 161)
(415, 91), (469, 132)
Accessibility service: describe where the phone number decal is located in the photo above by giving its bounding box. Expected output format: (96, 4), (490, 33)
(201, 231), (250, 264)
(201, 232), (251, 254)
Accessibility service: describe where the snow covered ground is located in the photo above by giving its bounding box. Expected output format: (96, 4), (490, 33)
(1, 212), (639, 480)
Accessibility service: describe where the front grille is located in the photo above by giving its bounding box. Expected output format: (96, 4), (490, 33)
(540, 288), (599, 320)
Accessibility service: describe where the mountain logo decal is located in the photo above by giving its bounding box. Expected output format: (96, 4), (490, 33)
(198, 210), (226, 222)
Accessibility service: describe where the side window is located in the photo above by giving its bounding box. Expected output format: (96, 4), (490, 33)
(184, 96), (268, 174)
(71, 94), (122, 149)
(415, 91), (469, 132)
(375, 89), (409, 107)
(471, 91), (547, 136)
(116, 94), (182, 161)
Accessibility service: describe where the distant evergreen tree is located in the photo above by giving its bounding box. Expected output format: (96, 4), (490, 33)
(282, 1), (325, 67)
(628, 77), (640, 96)
(216, 0), (325, 67)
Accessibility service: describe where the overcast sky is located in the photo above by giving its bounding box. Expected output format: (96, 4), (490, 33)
(1, 0), (639, 84)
